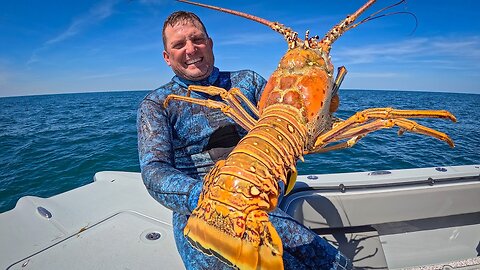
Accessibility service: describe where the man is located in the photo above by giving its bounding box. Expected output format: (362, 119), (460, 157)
(137, 11), (352, 270)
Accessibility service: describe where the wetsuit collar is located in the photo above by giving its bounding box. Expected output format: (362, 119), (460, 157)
(173, 67), (219, 87)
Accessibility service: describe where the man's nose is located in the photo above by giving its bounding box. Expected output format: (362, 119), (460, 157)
(185, 41), (196, 55)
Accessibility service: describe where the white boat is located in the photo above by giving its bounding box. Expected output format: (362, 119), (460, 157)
(1, 165), (479, 269)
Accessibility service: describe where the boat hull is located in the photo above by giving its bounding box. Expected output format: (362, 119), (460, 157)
(1, 165), (479, 269)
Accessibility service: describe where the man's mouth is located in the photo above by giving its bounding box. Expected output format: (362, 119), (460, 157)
(185, 57), (203, 65)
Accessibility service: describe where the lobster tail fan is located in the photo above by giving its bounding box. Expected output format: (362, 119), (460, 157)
(184, 199), (284, 270)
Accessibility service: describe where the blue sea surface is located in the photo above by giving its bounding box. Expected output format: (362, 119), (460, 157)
(0, 90), (479, 213)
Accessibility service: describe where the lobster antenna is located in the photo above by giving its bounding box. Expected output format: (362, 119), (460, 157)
(320, 0), (417, 50)
(347, 0), (417, 34)
(320, 0), (377, 51)
(178, 0), (273, 27)
(177, 0), (302, 48)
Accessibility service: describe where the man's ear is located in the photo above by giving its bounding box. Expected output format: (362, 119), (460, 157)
(163, 50), (171, 66)
(208, 37), (213, 50)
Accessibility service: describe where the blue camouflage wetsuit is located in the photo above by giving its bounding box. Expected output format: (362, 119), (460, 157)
(137, 67), (352, 270)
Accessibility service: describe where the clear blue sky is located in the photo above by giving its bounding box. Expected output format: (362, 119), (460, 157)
(1, 0), (479, 97)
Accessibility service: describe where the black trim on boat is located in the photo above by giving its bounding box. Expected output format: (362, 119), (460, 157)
(374, 211), (480, 235)
(313, 225), (377, 235)
(312, 212), (480, 236)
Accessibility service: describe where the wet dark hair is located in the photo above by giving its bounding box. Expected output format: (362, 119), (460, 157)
(162, 11), (209, 49)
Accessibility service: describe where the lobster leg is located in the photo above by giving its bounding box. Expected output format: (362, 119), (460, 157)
(308, 135), (364, 154)
(354, 107), (457, 121)
(310, 114), (455, 154)
(313, 108), (456, 149)
(164, 93), (257, 131)
(394, 118), (455, 146)
(187, 85), (260, 118)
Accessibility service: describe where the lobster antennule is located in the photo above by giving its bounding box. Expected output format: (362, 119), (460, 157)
(177, 0), (301, 48)
(319, 0), (377, 50)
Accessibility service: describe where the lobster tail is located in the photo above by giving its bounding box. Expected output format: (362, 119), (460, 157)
(182, 106), (307, 269)
(184, 200), (284, 270)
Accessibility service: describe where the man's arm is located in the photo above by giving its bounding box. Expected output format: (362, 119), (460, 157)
(252, 70), (267, 103)
(137, 99), (202, 215)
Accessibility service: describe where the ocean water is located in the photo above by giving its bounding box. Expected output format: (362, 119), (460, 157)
(0, 90), (479, 213)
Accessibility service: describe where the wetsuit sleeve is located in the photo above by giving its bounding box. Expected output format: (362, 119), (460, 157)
(137, 99), (202, 215)
(253, 70), (267, 103)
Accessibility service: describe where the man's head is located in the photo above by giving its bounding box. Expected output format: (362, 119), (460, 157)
(162, 11), (214, 81)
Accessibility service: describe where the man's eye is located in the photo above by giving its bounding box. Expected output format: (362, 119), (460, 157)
(172, 42), (185, 49)
(193, 38), (206, 44)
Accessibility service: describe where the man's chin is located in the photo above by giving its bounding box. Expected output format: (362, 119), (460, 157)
(184, 69), (211, 81)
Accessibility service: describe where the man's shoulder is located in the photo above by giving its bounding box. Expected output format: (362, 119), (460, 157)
(222, 69), (259, 78)
(142, 80), (182, 104)
(220, 69), (266, 85)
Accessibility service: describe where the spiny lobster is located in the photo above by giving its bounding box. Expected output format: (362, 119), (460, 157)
(163, 0), (457, 269)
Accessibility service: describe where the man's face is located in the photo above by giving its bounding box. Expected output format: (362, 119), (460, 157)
(163, 21), (214, 81)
